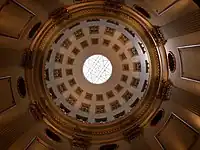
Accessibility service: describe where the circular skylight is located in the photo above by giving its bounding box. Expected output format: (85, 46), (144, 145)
(83, 55), (112, 84)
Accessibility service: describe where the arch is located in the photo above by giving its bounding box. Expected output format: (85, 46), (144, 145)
(168, 52), (176, 72)
(150, 109), (165, 126)
(45, 129), (61, 142)
(17, 77), (26, 98)
(133, 5), (151, 19)
(28, 22), (41, 39)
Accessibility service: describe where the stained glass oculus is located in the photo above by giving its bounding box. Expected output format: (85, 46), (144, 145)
(83, 55), (112, 84)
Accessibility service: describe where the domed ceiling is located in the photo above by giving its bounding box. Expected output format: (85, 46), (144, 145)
(26, 1), (168, 143)
(44, 17), (150, 124)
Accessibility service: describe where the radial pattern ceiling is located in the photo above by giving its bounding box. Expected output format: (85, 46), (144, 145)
(44, 18), (150, 124)
(27, 1), (165, 141)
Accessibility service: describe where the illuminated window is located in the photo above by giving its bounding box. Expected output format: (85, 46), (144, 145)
(83, 55), (112, 84)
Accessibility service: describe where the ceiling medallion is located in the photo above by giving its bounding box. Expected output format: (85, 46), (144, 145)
(26, 1), (168, 143)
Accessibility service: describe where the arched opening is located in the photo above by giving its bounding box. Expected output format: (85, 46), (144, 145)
(168, 52), (176, 72)
(150, 109), (165, 126)
(133, 5), (151, 19)
(17, 77), (26, 98)
(100, 144), (118, 150)
(45, 129), (61, 142)
(28, 22), (41, 39)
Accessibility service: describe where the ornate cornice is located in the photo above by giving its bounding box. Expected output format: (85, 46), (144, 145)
(71, 134), (91, 150)
(103, 0), (123, 10)
(29, 103), (44, 120)
(21, 49), (34, 69)
(156, 80), (172, 101)
(151, 26), (167, 46)
(25, 1), (168, 143)
(123, 126), (143, 143)
(49, 7), (70, 20)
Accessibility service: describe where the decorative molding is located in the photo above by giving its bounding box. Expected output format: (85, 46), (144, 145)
(156, 80), (172, 101)
(49, 7), (70, 20)
(103, 0), (123, 10)
(151, 26), (167, 46)
(25, 1), (165, 142)
(123, 126), (143, 143)
(71, 133), (91, 150)
(29, 103), (44, 120)
(21, 49), (34, 69)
